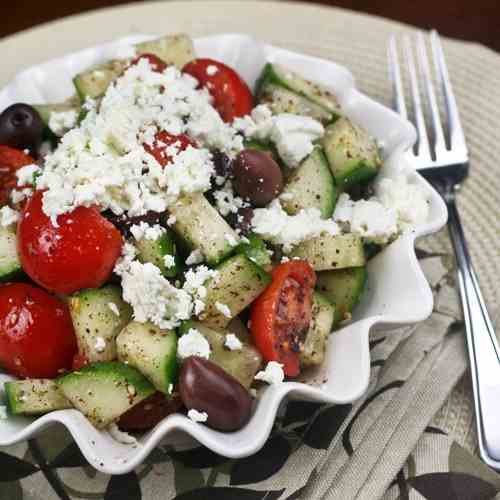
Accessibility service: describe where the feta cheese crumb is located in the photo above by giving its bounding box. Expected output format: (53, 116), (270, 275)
(167, 383), (174, 395)
(16, 164), (41, 186)
(130, 222), (165, 241)
(185, 249), (204, 266)
(0, 206), (20, 227)
(48, 110), (78, 137)
(182, 265), (219, 315)
(178, 328), (211, 360)
(166, 214), (177, 226)
(107, 302), (120, 317)
(206, 65), (219, 76)
(212, 180), (246, 216)
(188, 408), (208, 423)
(107, 423), (139, 445)
(224, 233), (238, 247)
(215, 302), (232, 318)
(252, 199), (339, 252)
(254, 361), (285, 384)
(94, 337), (106, 353)
(224, 333), (243, 351)
(164, 254), (176, 268)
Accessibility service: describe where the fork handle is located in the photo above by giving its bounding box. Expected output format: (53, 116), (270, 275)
(445, 194), (500, 463)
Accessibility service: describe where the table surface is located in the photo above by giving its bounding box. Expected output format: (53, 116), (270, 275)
(2, 0), (500, 52)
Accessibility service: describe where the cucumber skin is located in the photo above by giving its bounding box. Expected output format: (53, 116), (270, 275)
(136, 230), (179, 278)
(234, 234), (272, 270)
(0, 226), (22, 282)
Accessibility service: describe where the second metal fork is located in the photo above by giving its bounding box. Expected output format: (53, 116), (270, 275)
(388, 31), (500, 470)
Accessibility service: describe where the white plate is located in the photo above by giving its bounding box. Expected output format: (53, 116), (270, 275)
(0, 33), (447, 474)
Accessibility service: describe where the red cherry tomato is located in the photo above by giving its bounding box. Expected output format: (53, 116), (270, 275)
(0, 283), (77, 378)
(250, 261), (316, 377)
(118, 392), (182, 431)
(18, 191), (123, 294)
(182, 58), (253, 122)
(0, 145), (35, 206)
(144, 131), (196, 167)
(130, 53), (167, 73)
(71, 353), (89, 371)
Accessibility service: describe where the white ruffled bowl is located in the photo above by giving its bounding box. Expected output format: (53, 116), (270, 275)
(0, 33), (447, 474)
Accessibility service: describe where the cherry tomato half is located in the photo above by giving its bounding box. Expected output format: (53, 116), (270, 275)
(144, 131), (196, 167)
(18, 191), (123, 294)
(0, 283), (77, 378)
(250, 261), (316, 377)
(182, 58), (253, 122)
(0, 145), (35, 206)
(130, 53), (167, 73)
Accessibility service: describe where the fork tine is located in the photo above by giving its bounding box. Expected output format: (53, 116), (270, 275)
(403, 35), (432, 161)
(387, 36), (408, 120)
(416, 32), (446, 155)
(430, 31), (468, 155)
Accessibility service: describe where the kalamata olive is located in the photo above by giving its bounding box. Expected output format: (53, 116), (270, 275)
(118, 392), (183, 431)
(232, 149), (283, 207)
(226, 206), (254, 236)
(212, 150), (233, 180)
(179, 356), (253, 432)
(0, 104), (44, 155)
(102, 210), (163, 238)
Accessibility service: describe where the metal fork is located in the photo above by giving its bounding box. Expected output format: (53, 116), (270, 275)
(388, 31), (500, 470)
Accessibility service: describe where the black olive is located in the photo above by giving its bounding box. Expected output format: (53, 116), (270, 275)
(232, 149), (283, 207)
(102, 210), (163, 238)
(226, 206), (254, 236)
(0, 104), (44, 155)
(212, 150), (233, 180)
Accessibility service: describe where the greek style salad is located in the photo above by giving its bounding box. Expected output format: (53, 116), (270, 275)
(0, 34), (429, 436)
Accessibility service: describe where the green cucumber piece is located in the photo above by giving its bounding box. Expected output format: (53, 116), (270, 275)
(68, 285), (132, 363)
(33, 95), (81, 136)
(281, 146), (337, 218)
(179, 321), (262, 388)
(0, 226), (22, 282)
(169, 193), (238, 266)
(135, 229), (179, 278)
(235, 234), (272, 270)
(300, 292), (335, 367)
(199, 254), (271, 329)
(116, 321), (177, 395)
(5, 379), (72, 416)
(289, 233), (365, 271)
(259, 83), (334, 124)
(322, 117), (381, 188)
(257, 63), (341, 118)
(316, 267), (367, 325)
(57, 362), (155, 428)
(135, 33), (195, 68)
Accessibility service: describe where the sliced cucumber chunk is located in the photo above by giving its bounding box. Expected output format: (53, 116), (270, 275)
(0, 226), (22, 282)
(33, 96), (81, 137)
(135, 229), (179, 278)
(316, 266), (367, 324)
(199, 254), (271, 329)
(259, 83), (334, 124)
(179, 320), (262, 388)
(289, 233), (365, 271)
(322, 117), (381, 188)
(169, 193), (238, 266)
(135, 33), (195, 69)
(281, 146), (337, 218)
(300, 292), (335, 367)
(116, 321), (177, 395)
(257, 63), (341, 118)
(57, 362), (155, 428)
(5, 379), (72, 416)
(235, 234), (272, 270)
(68, 285), (132, 363)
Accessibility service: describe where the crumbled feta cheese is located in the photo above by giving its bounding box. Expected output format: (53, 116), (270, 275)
(224, 333), (242, 351)
(375, 176), (429, 227)
(0, 206), (20, 227)
(130, 221), (166, 241)
(48, 110), (78, 137)
(280, 192), (294, 201)
(94, 337), (106, 353)
(234, 105), (324, 167)
(0, 405), (7, 419)
(215, 302), (232, 318)
(116, 259), (192, 330)
(178, 328), (211, 360)
(185, 249), (204, 266)
(187, 408), (208, 423)
(10, 188), (32, 204)
(164, 254), (176, 268)
(107, 423), (139, 445)
(16, 164), (41, 186)
(206, 65), (219, 76)
(254, 361), (285, 384)
(183, 265), (219, 315)
(212, 181), (246, 216)
(166, 214), (177, 226)
(107, 302), (120, 317)
(252, 199), (339, 252)
(224, 233), (239, 247)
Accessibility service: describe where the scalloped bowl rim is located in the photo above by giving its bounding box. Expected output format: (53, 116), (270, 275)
(0, 33), (447, 474)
